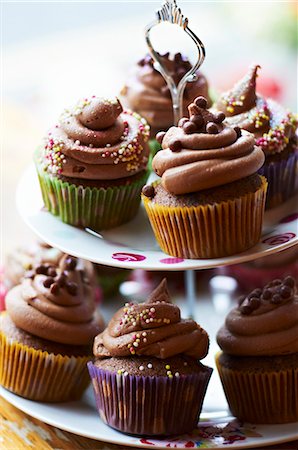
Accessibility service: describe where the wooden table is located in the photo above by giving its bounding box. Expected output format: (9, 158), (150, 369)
(1, 396), (297, 450)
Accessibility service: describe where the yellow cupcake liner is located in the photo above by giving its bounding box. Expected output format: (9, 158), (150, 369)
(0, 331), (91, 402)
(215, 352), (298, 424)
(142, 177), (267, 259)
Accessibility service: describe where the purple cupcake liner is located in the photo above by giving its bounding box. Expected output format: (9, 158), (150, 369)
(88, 361), (212, 436)
(258, 150), (298, 209)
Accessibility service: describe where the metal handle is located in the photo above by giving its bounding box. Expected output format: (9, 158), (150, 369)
(145, 0), (206, 125)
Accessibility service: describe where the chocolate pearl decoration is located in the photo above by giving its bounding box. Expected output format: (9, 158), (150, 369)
(50, 283), (60, 295)
(206, 122), (219, 135)
(178, 118), (189, 128)
(271, 293), (282, 304)
(183, 121), (197, 134)
(65, 257), (77, 271)
(213, 112), (226, 124)
(156, 131), (166, 144)
(280, 285), (292, 298)
(57, 273), (66, 287)
(36, 265), (48, 275)
(47, 267), (57, 278)
(262, 289), (272, 300)
(284, 276), (295, 288)
(142, 185), (155, 198)
(240, 301), (252, 315)
(43, 277), (55, 288)
(169, 140), (182, 152)
(249, 297), (261, 309)
(195, 96), (207, 109)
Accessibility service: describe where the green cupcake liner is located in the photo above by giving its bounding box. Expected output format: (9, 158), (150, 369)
(36, 164), (149, 231)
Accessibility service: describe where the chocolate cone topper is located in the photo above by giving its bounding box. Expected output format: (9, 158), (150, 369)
(146, 278), (171, 304)
(219, 65), (260, 116)
(176, 96), (226, 137)
(78, 97), (123, 130)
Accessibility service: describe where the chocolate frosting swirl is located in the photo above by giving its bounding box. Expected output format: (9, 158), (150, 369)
(120, 53), (211, 135)
(40, 96), (150, 179)
(217, 276), (298, 356)
(5, 255), (102, 345)
(215, 65), (297, 155)
(94, 279), (209, 360)
(152, 97), (265, 195)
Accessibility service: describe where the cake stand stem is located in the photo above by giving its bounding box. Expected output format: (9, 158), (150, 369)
(184, 269), (196, 318)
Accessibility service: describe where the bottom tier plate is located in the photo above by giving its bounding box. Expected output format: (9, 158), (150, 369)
(1, 385), (297, 449)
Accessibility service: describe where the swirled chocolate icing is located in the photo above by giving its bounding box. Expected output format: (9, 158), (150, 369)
(120, 53), (211, 135)
(151, 96), (265, 195)
(40, 97), (150, 179)
(94, 279), (209, 360)
(5, 255), (102, 345)
(215, 65), (297, 155)
(217, 276), (298, 356)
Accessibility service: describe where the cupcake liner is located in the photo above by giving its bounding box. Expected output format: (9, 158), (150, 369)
(258, 150), (298, 209)
(216, 353), (298, 424)
(142, 177), (267, 259)
(88, 362), (212, 436)
(35, 162), (149, 231)
(0, 332), (91, 402)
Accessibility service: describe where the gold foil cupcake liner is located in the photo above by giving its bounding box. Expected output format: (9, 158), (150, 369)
(215, 352), (298, 424)
(0, 332), (91, 402)
(143, 177), (267, 259)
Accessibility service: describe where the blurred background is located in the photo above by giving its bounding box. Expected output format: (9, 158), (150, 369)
(2, 0), (297, 257)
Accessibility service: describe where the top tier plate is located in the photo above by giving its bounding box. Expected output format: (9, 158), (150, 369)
(17, 165), (298, 271)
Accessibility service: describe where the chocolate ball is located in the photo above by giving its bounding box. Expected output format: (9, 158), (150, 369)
(251, 288), (262, 298)
(65, 257), (77, 271)
(142, 185), (155, 198)
(249, 297), (261, 309)
(262, 289), (272, 300)
(280, 285), (292, 299)
(206, 122), (219, 134)
(183, 121), (197, 134)
(43, 277), (55, 288)
(156, 131), (166, 144)
(36, 265), (48, 275)
(50, 283), (60, 295)
(213, 112), (226, 124)
(169, 140), (182, 152)
(195, 96), (207, 109)
(271, 294), (282, 304)
(178, 117), (188, 128)
(47, 267), (57, 278)
(240, 302), (253, 315)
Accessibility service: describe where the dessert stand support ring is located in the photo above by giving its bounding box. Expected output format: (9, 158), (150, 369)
(145, 0), (206, 315)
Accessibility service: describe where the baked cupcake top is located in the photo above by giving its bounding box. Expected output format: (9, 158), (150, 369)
(94, 279), (209, 360)
(5, 254), (102, 345)
(149, 96), (264, 195)
(120, 53), (210, 134)
(215, 65), (297, 155)
(217, 276), (298, 356)
(39, 96), (150, 180)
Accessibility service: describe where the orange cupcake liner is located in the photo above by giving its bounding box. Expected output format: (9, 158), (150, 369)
(142, 177), (267, 259)
(0, 332), (91, 402)
(215, 352), (298, 424)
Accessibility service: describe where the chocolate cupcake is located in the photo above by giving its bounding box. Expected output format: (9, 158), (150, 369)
(88, 279), (212, 436)
(120, 53), (211, 138)
(142, 96), (267, 259)
(0, 254), (104, 402)
(216, 275), (298, 424)
(215, 65), (297, 209)
(35, 96), (150, 230)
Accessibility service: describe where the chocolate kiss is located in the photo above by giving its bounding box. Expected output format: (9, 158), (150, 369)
(146, 278), (171, 304)
(79, 97), (123, 130)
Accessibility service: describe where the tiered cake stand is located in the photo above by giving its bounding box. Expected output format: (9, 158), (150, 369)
(0, 166), (297, 449)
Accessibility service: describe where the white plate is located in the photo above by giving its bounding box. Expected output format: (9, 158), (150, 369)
(1, 385), (297, 449)
(17, 165), (298, 270)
